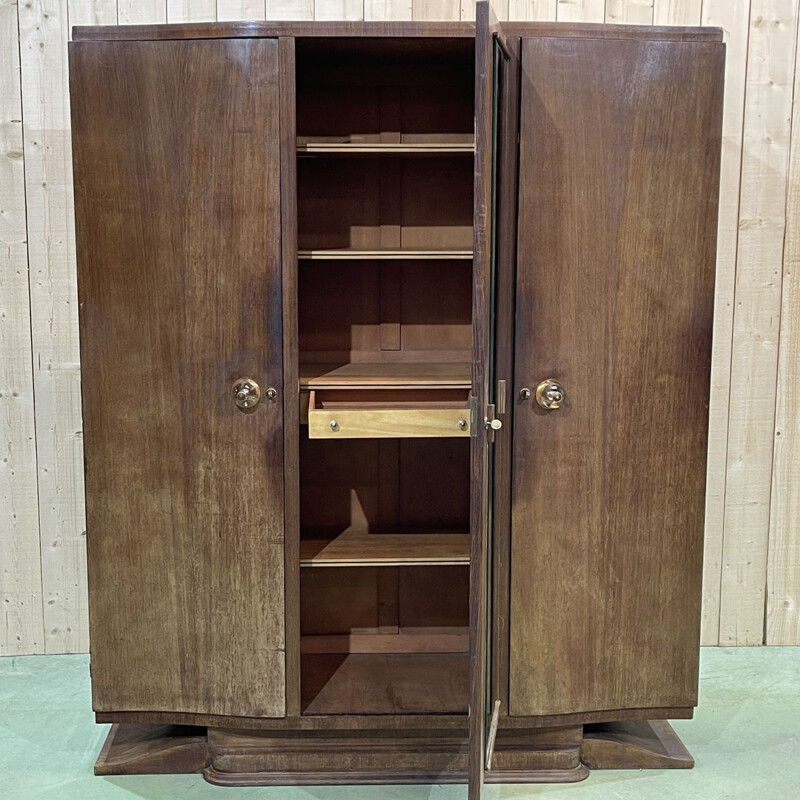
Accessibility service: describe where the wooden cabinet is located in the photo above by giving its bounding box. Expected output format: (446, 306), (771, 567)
(69, 5), (724, 796)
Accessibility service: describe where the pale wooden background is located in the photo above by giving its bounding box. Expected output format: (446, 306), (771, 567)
(2, 0), (799, 655)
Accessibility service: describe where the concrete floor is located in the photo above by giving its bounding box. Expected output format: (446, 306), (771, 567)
(1, 648), (797, 799)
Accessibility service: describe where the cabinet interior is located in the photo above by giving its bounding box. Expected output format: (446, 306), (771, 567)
(295, 36), (475, 716)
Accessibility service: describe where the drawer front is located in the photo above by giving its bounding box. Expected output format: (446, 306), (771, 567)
(308, 407), (470, 439)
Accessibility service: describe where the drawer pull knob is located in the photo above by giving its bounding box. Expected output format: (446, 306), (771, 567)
(329, 420), (339, 431)
(458, 419), (468, 430)
(535, 379), (565, 410)
(233, 378), (260, 410)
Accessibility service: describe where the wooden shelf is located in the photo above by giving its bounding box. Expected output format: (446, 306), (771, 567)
(300, 528), (470, 567)
(298, 249), (473, 260)
(301, 652), (468, 715)
(300, 362), (471, 390)
(297, 141), (475, 155)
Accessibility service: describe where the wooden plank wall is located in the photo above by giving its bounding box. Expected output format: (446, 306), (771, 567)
(2, 0), (799, 653)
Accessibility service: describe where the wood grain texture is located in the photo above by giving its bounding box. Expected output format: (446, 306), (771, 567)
(719, 0), (800, 646)
(70, 38), (285, 716)
(699, 0), (752, 647)
(216, 0), (265, 20)
(67, 0), (117, 25)
(19, 0), (88, 655)
(470, 3), (493, 796)
(95, 724), (208, 775)
(300, 529), (470, 565)
(556, 0), (604, 22)
(653, 0), (700, 25)
(581, 720), (693, 769)
(118, 0), (166, 23)
(302, 653), (469, 714)
(604, 0), (653, 24)
(768, 11), (800, 645)
(509, 1), (557, 20)
(166, 0), (215, 22)
(0, 0), (43, 655)
(279, 34), (301, 719)
(509, 36), (723, 716)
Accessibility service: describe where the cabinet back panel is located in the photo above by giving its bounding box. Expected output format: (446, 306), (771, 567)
(297, 158), (474, 251)
(298, 261), (472, 363)
(509, 37), (724, 717)
(70, 38), (286, 718)
(296, 37), (474, 142)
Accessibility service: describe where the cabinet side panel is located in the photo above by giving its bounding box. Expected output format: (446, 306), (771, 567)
(509, 36), (723, 716)
(70, 38), (286, 717)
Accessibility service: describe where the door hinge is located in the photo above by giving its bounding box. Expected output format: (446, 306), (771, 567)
(485, 699), (502, 771)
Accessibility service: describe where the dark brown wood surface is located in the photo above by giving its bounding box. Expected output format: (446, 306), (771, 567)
(71, 39), (286, 717)
(469, 2), (495, 796)
(71, 20), (721, 44)
(508, 36), (724, 717)
(490, 34), (521, 718)
(279, 35), (301, 720)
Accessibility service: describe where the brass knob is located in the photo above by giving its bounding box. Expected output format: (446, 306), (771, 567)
(233, 378), (261, 410)
(535, 379), (565, 410)
(486, 418), (502, 431)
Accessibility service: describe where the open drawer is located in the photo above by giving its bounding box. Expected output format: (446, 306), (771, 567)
(306, 388), (471, 439)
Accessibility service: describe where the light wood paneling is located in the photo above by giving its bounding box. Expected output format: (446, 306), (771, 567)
(366, 0), (412, 19)
(509, 0), (557, 20)
(315, 0), (365, 20)
(413, 0), (461, 19)
(699, 0), (753, 645)
(216, 0), (264, 20)
(768, 21), (800, 645)
(719, 0), (799, 646)
(3, 0), (800, 653)
(1, 0), (43, 656)
(605, 0), (653, 24)
(18, 0), (87, 654)
(167, 0), (215, 22)
(118, 0), (166, 23)
(68, 1), (117, 24)
(653, 0), (700, 25)
(556, 0), (604, 22)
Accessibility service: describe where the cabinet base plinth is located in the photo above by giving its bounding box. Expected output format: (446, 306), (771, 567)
(94, 719), (692, 784)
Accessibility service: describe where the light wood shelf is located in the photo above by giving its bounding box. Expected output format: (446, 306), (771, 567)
(299, 528), (470, 567)
(298, 249), (473, 260)
(297, 141), (475, 155)
(301, 652), (469, 715)
(300, 362), (472, 390)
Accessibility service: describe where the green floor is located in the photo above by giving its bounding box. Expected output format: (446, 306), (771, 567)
(1, 647), (797, 799)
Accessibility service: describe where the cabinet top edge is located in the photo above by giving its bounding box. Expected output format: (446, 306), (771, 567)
(71, 20), (723, 44)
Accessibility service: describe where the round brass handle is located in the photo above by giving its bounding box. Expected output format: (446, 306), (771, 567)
(233, 378), (261, 410)
(535, 379), (565, 410)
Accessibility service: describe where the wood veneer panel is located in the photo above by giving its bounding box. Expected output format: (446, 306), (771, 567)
(509, 36), (723, 717)
(71, 39), (286, 717)
(300, 362), (471, 389)
(301, 653), (469, 714)
(300, 529), (470, 566)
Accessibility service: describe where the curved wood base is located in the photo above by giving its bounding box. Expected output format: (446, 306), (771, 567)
(94, 719), (692, 784)
(581, 720), (694, 769)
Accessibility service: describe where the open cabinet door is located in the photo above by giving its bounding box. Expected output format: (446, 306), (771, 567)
(508, 34), (724, 718)
(470, 2), (503, 797)
(71, 38), (286, 718)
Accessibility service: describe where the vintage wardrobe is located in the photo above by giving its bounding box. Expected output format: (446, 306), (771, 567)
(69, 4), (724, 795)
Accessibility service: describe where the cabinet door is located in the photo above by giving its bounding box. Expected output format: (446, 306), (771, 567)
(71, 39), (286, 717)
(470, 2), (501, 796)
(509, 36), (723, 717)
